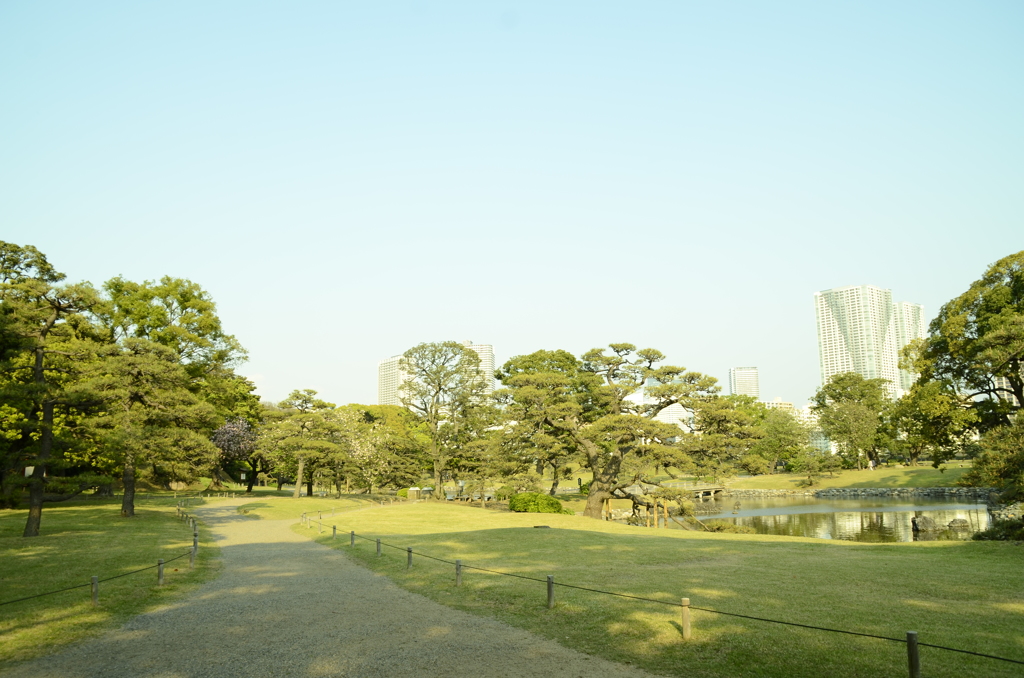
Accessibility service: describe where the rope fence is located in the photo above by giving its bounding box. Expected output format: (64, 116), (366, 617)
(301, 513), (1024, 677)
(1, 502), (205, 609)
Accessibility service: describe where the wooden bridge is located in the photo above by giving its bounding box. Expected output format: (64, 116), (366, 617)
(660, 481), (727, 500)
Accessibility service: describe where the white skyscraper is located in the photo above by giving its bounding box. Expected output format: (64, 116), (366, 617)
(462, 341), (495, 395)
(814, 285), (924, 398)
(729, 367), (760, 398)
(377, 355), (406, 406)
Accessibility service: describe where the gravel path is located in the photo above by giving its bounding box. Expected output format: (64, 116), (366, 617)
(4, 501), (658, 678)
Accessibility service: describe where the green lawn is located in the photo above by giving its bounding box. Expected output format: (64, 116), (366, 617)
(0, 498), (220, 664)
(236, 494), (387, 520)
(728, 464), (975, 490)
(261, 500), (1024, 678)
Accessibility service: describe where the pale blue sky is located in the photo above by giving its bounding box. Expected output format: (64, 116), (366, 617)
(3, 2), (1022, 406)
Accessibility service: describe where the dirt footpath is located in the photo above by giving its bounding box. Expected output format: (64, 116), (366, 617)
(3, 501), (658, 678)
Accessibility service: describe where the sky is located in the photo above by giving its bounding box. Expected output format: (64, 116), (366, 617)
(2, 2), (1022, 407)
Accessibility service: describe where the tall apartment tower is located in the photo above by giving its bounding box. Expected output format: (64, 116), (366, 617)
(814, 285), (924, 398)
(377, 355), (405, 406)
(729, 367), (760, 398)
(463, 341), (495, 395)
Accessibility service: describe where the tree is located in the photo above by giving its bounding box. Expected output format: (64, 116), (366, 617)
(211, 418), (261, 492)
(883, 380), (977, 466)
(0, 242), (100, 535)
(961, 417), (1024, 501)
(811, 372), (888, 469)
(498, 344), (718, 520)
(80, 338), (219, 517)
(913, 251), (1024, 431)
(261, 389), (339, 498)
(681, 395), (765, 480)
(748, 407), (811, 473)
(399, 342), (491, 492)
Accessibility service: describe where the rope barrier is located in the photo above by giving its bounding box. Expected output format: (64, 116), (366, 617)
(335, 525), (1024, 668)
(2, 510), (199, 608)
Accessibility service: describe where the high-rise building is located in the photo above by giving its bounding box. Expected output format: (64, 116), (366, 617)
(893, 301), (927, 392)
(462, 341), (495, 395)
(814, 285), (924, 398)
(377, 355), (405, 406)
(729, 367), (760, 398)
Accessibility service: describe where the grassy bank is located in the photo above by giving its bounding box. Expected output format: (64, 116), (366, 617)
(728, 465), (974, 490)
(263, 500), (1024, 678)
(0, 499), (220, 664)
(236, 494), (388, 520)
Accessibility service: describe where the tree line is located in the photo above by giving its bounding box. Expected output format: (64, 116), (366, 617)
(4, 241), (1021, 537)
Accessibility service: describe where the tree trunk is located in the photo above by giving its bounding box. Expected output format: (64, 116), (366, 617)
(433, 460), (443, 501)
(276, 473), (284, 491)
(292, 458), (305, 498)
(246, 460), (258, 492)
(305, 477), (314, 497)
(584, 488), (612, 519)
(121, 456), (136, 517)
(23, 400), (55, 537)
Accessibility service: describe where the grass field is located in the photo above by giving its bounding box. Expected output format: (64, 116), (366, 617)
(254, 500), (1024, 678)
(236, 494), (388, 520)
(727, 465), (975, 490)
(0, 497), (220, 664)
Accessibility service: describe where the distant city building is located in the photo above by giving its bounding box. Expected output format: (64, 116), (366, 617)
(729, 367), (760, 399)
(994, 376), (1021, 406)
(814, 285), (924, 399)
(377, 355), (405, 406)
(462, 341), (495, 395)
(764, 397), (794, 411)
(796, 404), (833, 453)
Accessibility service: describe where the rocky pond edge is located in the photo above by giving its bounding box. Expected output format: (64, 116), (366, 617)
(720, 487), (1022, 521)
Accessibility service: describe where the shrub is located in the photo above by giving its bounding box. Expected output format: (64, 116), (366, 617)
(972, 518), (1024, 541)
(703, 520), (757, 534)
(495, 485), (516, 501)
(579, 481), (591, 497)
(508, 492), (573, 514)
(396, 488), (408, 498)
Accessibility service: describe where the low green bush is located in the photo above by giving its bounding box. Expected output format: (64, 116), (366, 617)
(579, 481), (591, 497)
(703, 520), (757, 534)
(396, 488), (408, 498)
(972, 518), (1024, 541)
(508, 492), (573, 514)
(495, 485), (515, 501)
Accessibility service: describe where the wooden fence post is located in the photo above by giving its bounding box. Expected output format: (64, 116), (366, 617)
(547, 575), (555, 609)
(91, 576), (98, 606)
(907, 631), (920, 678)
(376, 538), (381, 556)
(158, 559), (164, 586)
(332, 525), (337, 539)
(350, 531), (355, 547)
(456, 559), (463, 586)
(407, 547), (413, 569)
(681, 598), (691, 640)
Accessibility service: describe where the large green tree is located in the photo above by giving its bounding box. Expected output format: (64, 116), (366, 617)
(498, 344), (719, 519)
(0, 242), (100, 535)
(811, 372), (888, 469)
(399, 342), (492, 492)
(261, 389), (339, 498)
(80, 339), (219, 517)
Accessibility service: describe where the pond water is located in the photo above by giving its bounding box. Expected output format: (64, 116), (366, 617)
(670, 496), (990, 542)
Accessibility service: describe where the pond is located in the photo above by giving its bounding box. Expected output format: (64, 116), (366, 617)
(674, 496), (990, 542)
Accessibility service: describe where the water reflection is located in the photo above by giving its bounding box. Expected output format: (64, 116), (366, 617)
(692, 497), (990, 542)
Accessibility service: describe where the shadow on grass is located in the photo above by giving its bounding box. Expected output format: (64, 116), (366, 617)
(320, 519), (1024, 678)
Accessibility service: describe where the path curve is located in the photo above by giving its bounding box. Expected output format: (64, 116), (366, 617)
(3, 500), (658, 678)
